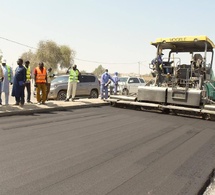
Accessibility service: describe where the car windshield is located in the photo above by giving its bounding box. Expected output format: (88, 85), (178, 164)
(139, 78), (145, 83)
(51, 76), (68, 83)
(119, 77), (128, 83)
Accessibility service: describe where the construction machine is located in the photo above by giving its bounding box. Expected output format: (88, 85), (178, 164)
(107, 36), (215, 120)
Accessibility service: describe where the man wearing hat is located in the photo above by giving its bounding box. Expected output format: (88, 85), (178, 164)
(100, 69), (115, 100)
(65, 64), (80, 102)
(151, 49), (164, 86)
(0, 59), (13, 105)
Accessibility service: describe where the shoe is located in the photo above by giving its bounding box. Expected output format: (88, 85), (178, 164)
(27, 101), (33, 104)
(37, 102), (41, 105)
(0, 103), (2, 105)
(64, 98), (69, 102)
(14, 102), (19, 105)
(41, 102), (46, 105)
(71, 98), (75, 102)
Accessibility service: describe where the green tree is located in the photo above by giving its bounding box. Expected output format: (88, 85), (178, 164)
(59, 45), (76, 69)
(80, 70), (87, 74)
(0, 50), (3, 62)
(21, 50), (37, 69)
(93, 65), (105, 77)
(36, 40), (61, 70)
(20, 40), (75, 71)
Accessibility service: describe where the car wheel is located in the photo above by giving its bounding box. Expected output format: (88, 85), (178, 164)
(90, 89), (98, 98)
(122, 88), (129, 95)
(57, 91), (67, 100)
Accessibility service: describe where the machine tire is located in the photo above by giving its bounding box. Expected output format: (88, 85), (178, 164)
(202, 113), (211, 120)
(122, 88), (129, 95)
(90, 89), (98, 98)
(57, 90), (67, 100)
(110, 102), (116, 107)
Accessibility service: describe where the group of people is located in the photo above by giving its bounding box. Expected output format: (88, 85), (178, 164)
(0, 58), (54, 107)
(100, 69), (119, 100)
(0, 59), (120, 106)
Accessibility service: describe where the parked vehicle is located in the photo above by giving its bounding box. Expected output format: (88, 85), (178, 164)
(48, 74), (100, 100)
(110, 76), (146, 95)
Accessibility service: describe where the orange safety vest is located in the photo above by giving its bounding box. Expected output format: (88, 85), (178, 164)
(35, 67), (47, 83)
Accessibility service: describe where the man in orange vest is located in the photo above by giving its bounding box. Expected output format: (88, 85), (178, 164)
(34, 62), (47, 105)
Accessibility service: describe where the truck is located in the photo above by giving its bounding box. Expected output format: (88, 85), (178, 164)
(107, 36), (215, 120)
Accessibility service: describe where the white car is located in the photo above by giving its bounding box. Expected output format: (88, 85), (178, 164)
(110, 76), (146, 95)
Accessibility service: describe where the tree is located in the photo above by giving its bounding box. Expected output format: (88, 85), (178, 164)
(0, 50), (3, 62)
(21, 50), (37, 69)
(59, 45), (76, 69)
(20, 40), (75, 71)
(93, 65), (105, 77)
(80, 70), (87, 74)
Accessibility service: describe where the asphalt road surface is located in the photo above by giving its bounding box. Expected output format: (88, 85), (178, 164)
(0, 106), (215, 195)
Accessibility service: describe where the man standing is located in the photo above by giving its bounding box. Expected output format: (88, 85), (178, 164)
(113, 72), (120, 95)
(100, 69), (115, 100)
(24, 60), (32, 103)
(11, 58), (26, 107)
(151, 49), (164, 86)
(34, 62), (47, 105)
(1, 59), (13, 105)
(65, 64), (80, 102)
(46, 67), (55, 101)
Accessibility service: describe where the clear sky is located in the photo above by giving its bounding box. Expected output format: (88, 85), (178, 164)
(1, 0), (215, 74)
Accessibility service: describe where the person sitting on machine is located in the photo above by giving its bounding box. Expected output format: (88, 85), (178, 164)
(192, 53), (203, 69)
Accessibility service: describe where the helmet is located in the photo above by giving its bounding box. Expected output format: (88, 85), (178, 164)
(115, 72), (118, 75)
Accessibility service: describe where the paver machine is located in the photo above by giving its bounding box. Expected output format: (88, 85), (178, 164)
(107, 36), (215, 120)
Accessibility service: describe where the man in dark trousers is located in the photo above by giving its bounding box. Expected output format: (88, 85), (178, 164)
(46, 67), (55, 101)
(24, 60), (32, 103)
(11, 58), (26, 107)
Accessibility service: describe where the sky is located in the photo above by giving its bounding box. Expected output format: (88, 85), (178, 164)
(1, 0), (215, 75)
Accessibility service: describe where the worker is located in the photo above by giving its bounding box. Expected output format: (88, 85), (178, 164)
(11, 58), (26, 107)
(24, 60), (32, 103)
(65, 64), (80, 102)
(100, 69), (115, 100)
(46, 67), (55, 101)
(151, 49), (164, 86)
(0, 59), (13, 105)
(34, 62), (47, 105)
(112, 72), (120, 95)
(192, 53), (203, 69)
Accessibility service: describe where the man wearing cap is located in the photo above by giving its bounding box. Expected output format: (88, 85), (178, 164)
(65, 64), (80, 102)
(151, 49), (164, 86)
(0, 59), (13, 105)
(100, 69), (115, 100)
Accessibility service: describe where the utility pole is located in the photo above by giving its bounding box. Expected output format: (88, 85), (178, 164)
(138, 61), (141, 76)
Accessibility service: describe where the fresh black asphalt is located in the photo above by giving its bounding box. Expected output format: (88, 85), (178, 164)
(0, 106), (214, 195)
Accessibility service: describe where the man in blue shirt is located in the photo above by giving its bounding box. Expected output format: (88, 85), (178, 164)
(112, 72), (120, 95)
(151, 50), (164, 86)
(100, 69), (115, 100)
